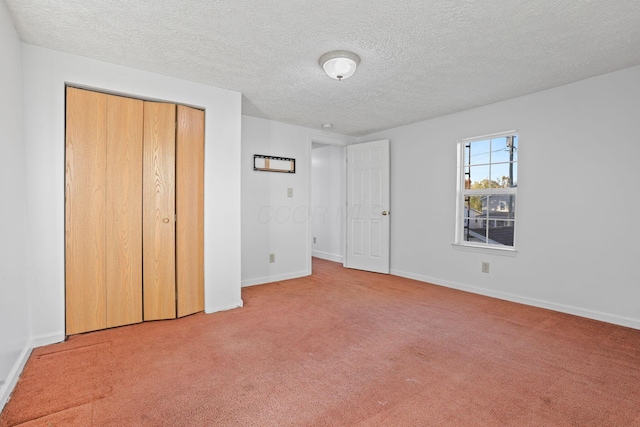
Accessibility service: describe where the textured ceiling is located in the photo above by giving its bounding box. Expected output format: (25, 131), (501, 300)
(5, 0), (640, 136)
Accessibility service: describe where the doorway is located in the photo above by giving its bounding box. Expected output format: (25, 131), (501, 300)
(310, 139), (346, 267)
(310, 138), (391, 274)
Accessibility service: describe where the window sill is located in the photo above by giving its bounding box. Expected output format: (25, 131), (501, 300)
(451, 243), (518, 257)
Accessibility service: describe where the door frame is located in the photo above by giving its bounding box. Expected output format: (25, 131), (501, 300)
(308, 135), (349, 271)
(64, 85), (205, 334)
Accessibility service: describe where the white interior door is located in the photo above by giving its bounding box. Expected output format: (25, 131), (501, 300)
(345, 139), (390, 273)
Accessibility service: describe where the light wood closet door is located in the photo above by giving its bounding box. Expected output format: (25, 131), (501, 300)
(143, 102), (177, 320)
(65, 88), (108, 335)
(176, 105), (205, 317)
(105, 95), (143, 328)
(65, 88), (143, 335)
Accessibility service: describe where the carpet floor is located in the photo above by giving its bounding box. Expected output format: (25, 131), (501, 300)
(2, 258), (639, 426)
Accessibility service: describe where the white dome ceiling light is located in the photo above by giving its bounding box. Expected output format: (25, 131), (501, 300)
(319, 50), (361, 81)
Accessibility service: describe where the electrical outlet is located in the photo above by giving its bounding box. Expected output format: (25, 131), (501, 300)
(313, 237), (316, 244)
(482, 262), (490, 273)
(269, 253), (275, 263)
(287, 187), (293, 198)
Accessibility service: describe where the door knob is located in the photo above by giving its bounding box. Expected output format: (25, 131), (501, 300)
(382, 211), (389, 216)
(162, 218), (170, 223)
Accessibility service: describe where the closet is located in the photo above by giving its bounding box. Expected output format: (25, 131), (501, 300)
(65, 87), (204, 335)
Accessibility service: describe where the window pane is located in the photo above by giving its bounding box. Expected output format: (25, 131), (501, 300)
(463, 223), (487, 243)
(490, 163), (515, 188)
(486, 195), (516, 219)
(465, 139), (490, 166)
(487, 221), (514, 246)
(490, 137), (510, 163)
(491, 136), (518, 163)
(468, 165), (490, 188)
(466, 195), (483, 214)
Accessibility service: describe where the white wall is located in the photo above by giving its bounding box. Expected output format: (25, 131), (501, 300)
(241, 116), (352, 286)
(311, 145), (345, 263)
(0, 0), (31, 409)
(362, 65), (640, 329)
(21, 44), (243, 346)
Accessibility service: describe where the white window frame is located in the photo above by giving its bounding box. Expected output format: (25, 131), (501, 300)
(454, 130), (518, 253)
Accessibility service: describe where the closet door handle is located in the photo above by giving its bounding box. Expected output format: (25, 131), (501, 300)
(162, 218), (170, 223)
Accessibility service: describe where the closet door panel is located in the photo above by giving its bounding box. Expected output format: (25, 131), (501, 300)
(176, 105), (205, 317)
(65, 87), (108, 335)
(106, 94), (144, 328)
(143, 102), (177, 320)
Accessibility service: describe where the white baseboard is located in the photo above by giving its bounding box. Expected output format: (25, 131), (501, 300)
(0, 342), (32, 413)
(205, 300), (244, 314)
(391, 269), (640, 330)
(31, 332), (65, 349)
(241, 270), (311, 287)
(311, 250), (343, 263)
(0, 331), (66, 412)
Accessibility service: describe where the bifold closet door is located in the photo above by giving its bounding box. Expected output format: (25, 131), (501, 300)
(65, 87), (143, 335)
(66, 89), (204, 334)
(176, 105), (205, 317)
(143, 102), (177, 321)
(65, 88), (107, 335)
(105, 94), (144, 328)
(143, 103), (205, 319)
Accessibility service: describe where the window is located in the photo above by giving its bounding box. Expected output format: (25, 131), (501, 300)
(456, 131), (518, 250)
